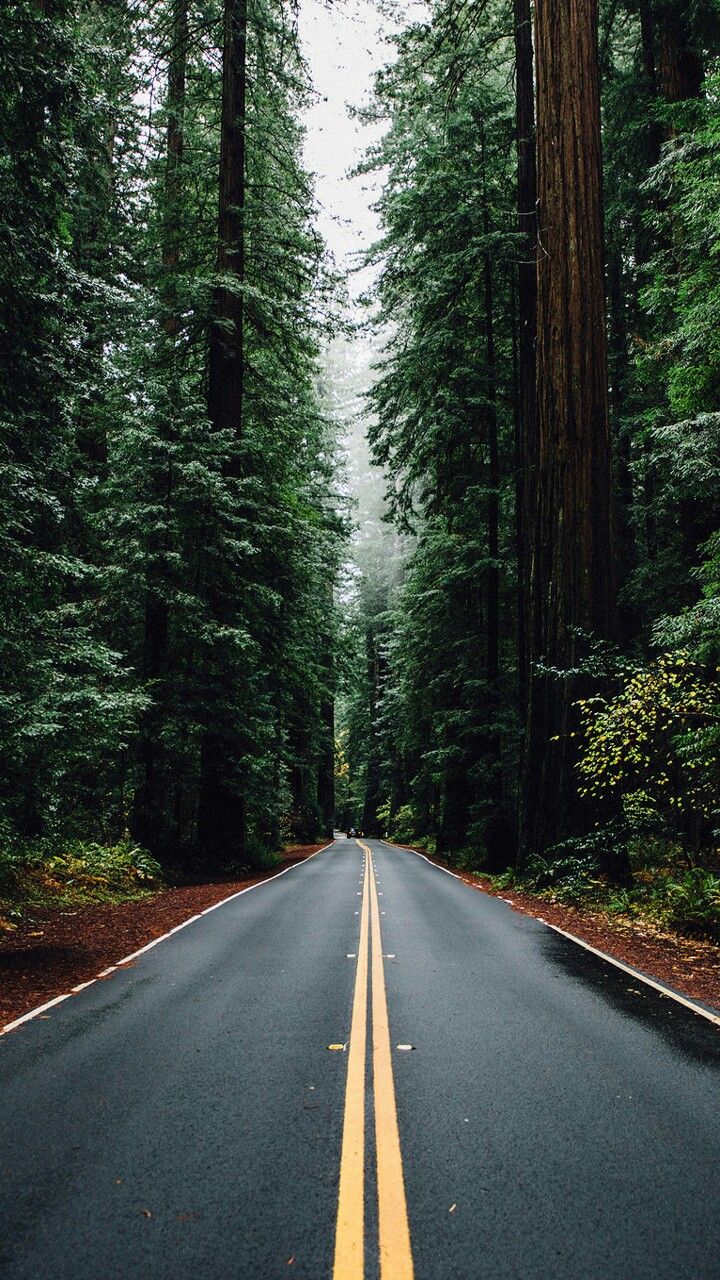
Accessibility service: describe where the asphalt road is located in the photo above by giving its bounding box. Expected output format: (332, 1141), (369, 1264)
(1, 837), (719, 1279)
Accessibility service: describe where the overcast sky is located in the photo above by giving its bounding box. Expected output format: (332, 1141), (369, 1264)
(298, 0), (392, 295)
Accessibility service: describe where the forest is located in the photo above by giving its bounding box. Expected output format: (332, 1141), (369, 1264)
(2, 0), (720, 938)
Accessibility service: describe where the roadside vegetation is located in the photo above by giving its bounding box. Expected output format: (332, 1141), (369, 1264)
(0, 0), (343, 886)
(3, 0), (720, 966)
(336, 0), (720, 956)
(0, 840), (164, 931)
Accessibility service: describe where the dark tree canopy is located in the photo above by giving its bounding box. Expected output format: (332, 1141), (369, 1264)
(2, 0), (720, 911)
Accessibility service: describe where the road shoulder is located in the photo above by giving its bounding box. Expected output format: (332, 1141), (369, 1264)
(385, 842), (720, 1015)
(0, 843), (327, 1028)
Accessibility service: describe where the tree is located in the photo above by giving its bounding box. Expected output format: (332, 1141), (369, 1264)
(353, 5), (520, 862)
(0, 0), (344, 869)
(513, 0), (537, 708)
(132, 0), (188, 855)
(519, 0), (617, 865)
(196, 0), (249, 862)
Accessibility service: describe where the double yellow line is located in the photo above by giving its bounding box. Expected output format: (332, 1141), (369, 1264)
(333, 842), (414, 1280)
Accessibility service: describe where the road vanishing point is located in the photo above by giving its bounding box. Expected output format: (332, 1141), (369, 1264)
(1, 837), (719, 1278)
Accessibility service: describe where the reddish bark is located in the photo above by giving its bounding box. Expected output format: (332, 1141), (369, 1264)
(513, 0), (537, 712)
(520, 0), (616, 864)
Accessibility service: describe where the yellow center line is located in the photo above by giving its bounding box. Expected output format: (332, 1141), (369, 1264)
(333, 847), (370, 1280)
(333, 841), (414, 1280)
(366, 842), (415, 1280)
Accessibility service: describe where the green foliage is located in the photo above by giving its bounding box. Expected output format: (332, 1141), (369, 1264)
(5, 0), (720, 908)
(0, 838), (163, 918)
(592, 866), (720, 942)
(0, 0), (345, 871)
(576, 652), (720, 849)
(519, 858), (720, 942)
(378, 803), (418, 845)
(338, 3), (520, 860)
(660, 868), (720, 939)
(490, 867), (516, 891)
(519, 831), (626, 903)
(640, 76), (720, 420)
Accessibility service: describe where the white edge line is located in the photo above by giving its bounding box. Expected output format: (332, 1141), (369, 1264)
(542, 921), (720, 1027)
(383, 840), (720, 1030)
(1, 841), (335, 1038)
(1, 991), (74, 1033)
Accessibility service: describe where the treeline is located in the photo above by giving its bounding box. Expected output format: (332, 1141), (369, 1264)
(339, 0), (720, 878)
(0, 0), (342, 869)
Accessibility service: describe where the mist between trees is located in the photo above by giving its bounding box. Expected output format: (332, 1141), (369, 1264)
(336, 0), (720, 924)
(1, 0), (720, 925)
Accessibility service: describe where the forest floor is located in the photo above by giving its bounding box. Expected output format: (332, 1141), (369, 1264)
(392, 844), (720, 1013)
(0, 843), (326, 1027)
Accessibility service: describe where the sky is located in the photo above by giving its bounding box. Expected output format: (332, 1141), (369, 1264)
(298, 0), (389, 296)
(296, 0), (421, 558)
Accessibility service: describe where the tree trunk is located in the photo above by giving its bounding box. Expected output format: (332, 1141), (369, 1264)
(482, 232), (512, 868)
(437, 761), (470, 855)
(656, 2), (703, 104)
(650, 1), (706, 579)
(520, 0), (617, 865)
(317, 696), (335, 839)
(197, 0), (248, 863)
(162, 0), (187, 337)
(513, 0), (537, 716)
(638, 0), (664, 170)
(132, 0), (187, 856)
(606, 243), (640, 645)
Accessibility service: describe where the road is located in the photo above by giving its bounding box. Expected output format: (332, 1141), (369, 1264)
(1, 837), (719, 1279)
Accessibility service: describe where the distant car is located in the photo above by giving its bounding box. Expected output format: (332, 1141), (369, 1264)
(348, 827), (356, 837)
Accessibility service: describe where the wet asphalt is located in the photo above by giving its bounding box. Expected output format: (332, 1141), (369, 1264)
(0, 837), (719, 1279)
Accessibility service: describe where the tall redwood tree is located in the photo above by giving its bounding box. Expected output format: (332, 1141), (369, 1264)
(513, 0), (536, 712)
(197, 0), (248, 860)
(519, 0), (617, 864)
(132, 0), (187, 855)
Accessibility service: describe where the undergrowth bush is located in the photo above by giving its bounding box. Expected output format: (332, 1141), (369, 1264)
(657, 868), (720, 940)
(387, 804), (418, 844)
(524, 850), (605, 903)
(376, 802), (434, 849)
(501, 833), (720, 942)
(0, 839), (163, 916)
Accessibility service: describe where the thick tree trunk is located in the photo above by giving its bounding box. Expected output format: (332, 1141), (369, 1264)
(132, 0), (187, 856)
(655, 1), (703, 104)
(519, 0), (617, 865)
(638, 0), (664, 169)
(437, 762), (470, 855)
(485, 248), (499, 708)
(482, 241), (513, 868)
(317, 696), (335, 839)
(162, 0), (187, 336)
(513, 0), (537, 716)
(197, 0), (248, 862)
(606, 245), (640, 645)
